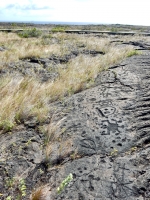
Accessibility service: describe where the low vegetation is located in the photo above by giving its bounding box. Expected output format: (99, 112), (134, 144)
(1, 25), (150, 200)
(18, 28), (42, 38)
(0, 31), (143, 132)
(51, 25), (66, 33)
(5, 177), (26, 200)
(0, 31), (145, 63)
(30, 186), (51, 200)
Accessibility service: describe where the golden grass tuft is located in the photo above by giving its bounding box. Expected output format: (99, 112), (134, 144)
(0, 32), (143, 63)
(0, 31), (141, 132)
(30, 186), (51, 200)
(0, 76), (49, 127)
(0, 32), (70, 62)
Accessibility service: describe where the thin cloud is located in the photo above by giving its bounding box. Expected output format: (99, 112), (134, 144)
(0, 0), (150, 25)
(5, 3), (51, 10)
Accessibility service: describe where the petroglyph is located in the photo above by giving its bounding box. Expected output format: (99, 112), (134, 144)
(48, 51), (150, 199)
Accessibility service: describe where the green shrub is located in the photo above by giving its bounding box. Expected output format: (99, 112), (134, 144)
(127, 50), (140, 57)
(18, 178), (26, 197)
(42, 33), (52, 39)
(51, 26), (65, 33)
(11, 23), (17, 28)
(57, 173), (73, 194)
(6, 196), (12, 200)
(111, 27), (118, 32)
(0, 120), (14, 132)
(18, 28), (42, 38)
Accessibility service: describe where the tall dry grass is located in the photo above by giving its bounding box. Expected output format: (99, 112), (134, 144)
(0, 32), (144, 63)
(0, 32), (70, 62)
(0, 31), (140, 132)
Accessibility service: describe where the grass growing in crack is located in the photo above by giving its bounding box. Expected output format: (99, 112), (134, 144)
(18, 178), (26, 198)
(57, 173), (73, 194)
(5, 177), (26, 200)
(127, 49), (140, 57)
(30, 186), (51, 200)
(0, 120), (14, 133)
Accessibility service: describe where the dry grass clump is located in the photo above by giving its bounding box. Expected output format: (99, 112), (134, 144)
(52, 33), (110, 52)
(0, 31), (140, 132)
(0, 32), (143, 63)
(0, 76), (49, 130)
(76, 35), (110, 52)
(0, 32), (70, 62)
(119, 35), (150, 43)
(53, 45), (135, 94)
(30, 186), (51, 200)
(0, 44), (135, 132)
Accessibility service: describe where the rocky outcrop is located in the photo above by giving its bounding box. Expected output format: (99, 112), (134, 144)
(45, 51), (150, 199)
(0, 50), (104, 82)
(0, 42), (150, 199)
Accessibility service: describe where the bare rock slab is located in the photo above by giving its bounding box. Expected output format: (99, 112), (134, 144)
(1, 44), (150, 199)
(47, 53), (150, 199)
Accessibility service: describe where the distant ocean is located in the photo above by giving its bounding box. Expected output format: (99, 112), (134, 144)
(0, 21), (101, 25)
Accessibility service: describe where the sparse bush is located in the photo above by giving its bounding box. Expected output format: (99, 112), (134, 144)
(18, 28), (42, 38)
(5, 177), (26, 200)
(42, 33), (53, 39)
(0, 120), (14, 132)
(18, 178), (26, 197)
(111, 27), (118, 32)
(127, 49), (140, 57)
(11, 23), (17, 28)
(57, 173), (73, 194)
(51, 26), (65, 33)
(5, 177), (15, 188)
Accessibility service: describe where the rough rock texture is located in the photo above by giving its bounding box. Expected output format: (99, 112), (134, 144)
(0, 49), (104, 82)
(47, 52), (150, 200)
(0, 41), (150, 199)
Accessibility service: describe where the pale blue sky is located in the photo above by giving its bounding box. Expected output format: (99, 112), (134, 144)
(0, 0), (150, 25)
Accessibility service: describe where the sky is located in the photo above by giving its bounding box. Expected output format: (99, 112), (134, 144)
(0, 0), (150, 26)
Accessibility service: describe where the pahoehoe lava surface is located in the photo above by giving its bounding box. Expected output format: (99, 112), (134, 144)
(0, 44), (150, 199)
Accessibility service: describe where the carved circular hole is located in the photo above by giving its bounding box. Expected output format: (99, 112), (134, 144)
(89, 186), (94, 191)
(73, 173), (76, 178)
(117, 143), (122, 146)
(81, 131), (86, 137)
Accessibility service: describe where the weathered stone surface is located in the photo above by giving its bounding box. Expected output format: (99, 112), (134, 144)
(0, 50), (105, 82)
(0, 40), (150, 199)
(44, 50), (150, 199)
(0, 127), (46, 199)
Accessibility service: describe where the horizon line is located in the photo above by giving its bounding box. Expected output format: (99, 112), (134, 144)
(0, 21), (150, 27)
